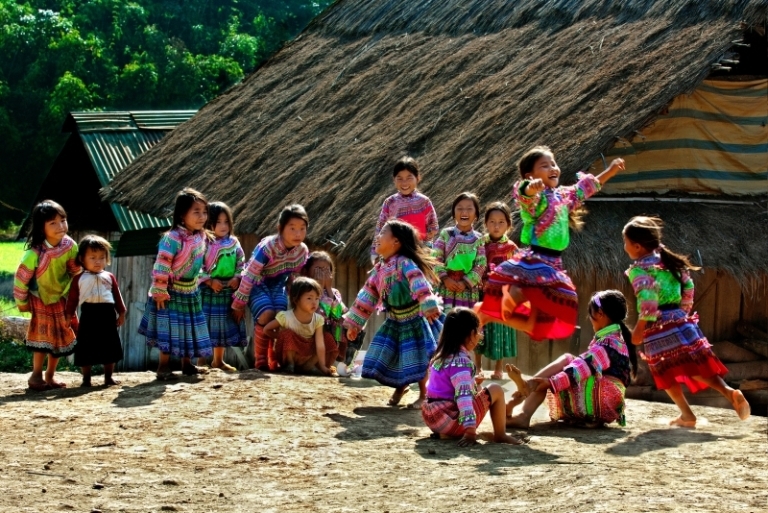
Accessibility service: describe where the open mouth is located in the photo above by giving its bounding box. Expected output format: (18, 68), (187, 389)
(460, 216), (470, 222)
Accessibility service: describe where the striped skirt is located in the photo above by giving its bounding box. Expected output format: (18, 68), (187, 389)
(641, 309), (728, 393)
(274, 330), (339, 368)
(200, 284), (247, 348)
(547, 375), (627, 426)
(139, 286), (213, 358)
(248, 275), (289, 321)
(25, 294), (77, 356)
(477, 322), (517, 360)
(437, 270), (482, 310)
(478, 248), (577, 341)
(362, 303), (443, 388)
(421, 389), (491, 436)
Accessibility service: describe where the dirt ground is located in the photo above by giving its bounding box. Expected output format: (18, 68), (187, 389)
(1, 370), (766, 513)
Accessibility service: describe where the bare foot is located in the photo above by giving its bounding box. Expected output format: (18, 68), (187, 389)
(80, 377), (92, 388)
(211, 362), (237, 373)
(104, 377), (121, 386)
(505, 363), (529, 397)
(506, 413), (531, 429)
(494, 433), (527, 445)
(407, 397), (425, 409)
(388, 387), (410, 406)
(669, 416), (696, 428)
(46, 380), (67, 389)
(506, 391), (525, 416)
(730, 390), (750, 420)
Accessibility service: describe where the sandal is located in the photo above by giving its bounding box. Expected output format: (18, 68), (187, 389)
(182, 365), (209, 376)
(490, 371), (503, 380)
(669, 416), (696, 428)
(731, 390), (751, 421)
(28, 381), (50, 392)
(388, 387), (410, 406)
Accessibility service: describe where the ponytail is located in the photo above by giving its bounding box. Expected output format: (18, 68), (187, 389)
(623, 216), (700, 283)
(589, 290), (636, 376)
(658, 246), (700, 282)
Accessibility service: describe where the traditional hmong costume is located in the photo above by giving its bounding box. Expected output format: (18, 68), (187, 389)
(66, 270), (125, 367)
(372, 191), (439, 259)
(199, 235), (247, 348)
(318, 288), (349, 362)
(343, 255), (442, 388)
(421, 349), (491, 437)
(13, 236), (81, 356)
(139, 227), (212, 358)
(433, 227), (486, 310)
(547, 324), (631, 426)
(478, 173), (601, 341)
(232, 235), (308, 369)
(477, 235), (518, 360)
(626, 252), (727, 393)
(273, 310), (337, 368)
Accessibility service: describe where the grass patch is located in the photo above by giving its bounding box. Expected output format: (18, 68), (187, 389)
(0, 296), (29, 318)
(0, 241), (25, 275)
(0, 337), (80, 373)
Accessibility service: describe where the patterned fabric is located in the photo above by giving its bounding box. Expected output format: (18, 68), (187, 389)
(372, 191), (439, 257)
(482, 235), (518, 278)
(200, 235), (245, 282)
(433, 227), (486, 310)
(514, 172), (601, 251)
(247, 276), (290, 321)
(319, 288), (348, 357)
(65, 271), (126, 318)
(547, 375), (627, 427)
(14, 236), (80, 307)
(139, 285), (213, 358)
(274, 329), (338, 368)
(148, 227), (207, 302)
(200, 285), (247, 348)
(477, 234), (518, 359)
(74, 303), (123, 366)
(422, 389), (491, 437)
(232, 235), (308, 310)
(425, 350), (481, 427)
(24, 295), (78, 355)
(626, 252), (695, 321)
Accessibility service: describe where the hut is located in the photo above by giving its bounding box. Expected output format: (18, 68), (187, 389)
(104, 0), (767, 391)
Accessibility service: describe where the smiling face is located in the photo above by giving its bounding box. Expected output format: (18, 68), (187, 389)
(213, 212), (230, 238)
(280, 217), (308, 248)
(296, 290), (320, 314)
(525, 151), (561, 188)
(44, 214), (68, 246)
(393, 170), (419, 196)
(485, 210), (509, 240)
(182, 200), (208, 232)
(375, 225), (400, 258)
(454, 199), (477, 232)
(83, 247), (108, 273)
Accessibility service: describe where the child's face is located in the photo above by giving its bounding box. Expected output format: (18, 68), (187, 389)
(454, 199), (477, 232)
(280, 218), (308, 248)
(83, 248), (108, 273)
(44, 214), (68, 246)
(213, 212), (230, 238)
(463, 329), (482, 352)
(296, 290), (320, 314)
(588, 306), (611, 333)
(375, 226), (400, 258)
(526, 152), (560, 188)
(182, 200), (208, 231)
(393, 170), (419, 196)
(622, 234), (647, 260)
(485, 210), (509, 240)
(307, 260), (332, 285)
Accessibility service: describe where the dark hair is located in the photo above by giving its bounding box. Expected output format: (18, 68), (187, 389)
(452, 192), (480, 223)
(623, 216), (700, 281)
(302, 250), (335, 276)
(588, 290), (637, 375)
(172, 188), (208, 230)
(392, 156), (420, 179)
(278, 204), (309, 233)
(383, 219), (440, 284)
(484, 201), (512, 228)
(289, 276), (322, 309)
(518, 146), (586, 231)
(25, 200), (68, 249)
(432, 307), (481, 363)
(206, 201), (234, 235)
(77, 235), (112, 266)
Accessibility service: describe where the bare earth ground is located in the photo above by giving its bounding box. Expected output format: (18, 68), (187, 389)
(2, 370), (766, 513)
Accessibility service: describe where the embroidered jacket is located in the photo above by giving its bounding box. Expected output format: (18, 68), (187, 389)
(65, 271), (127, 318)
(625, 251), (694, 322)
(319, 288), (347, 343)
(433, 227), (487, 286)
(372, 191), (439, 256)
(14, 236), (81, 307)
(426, 350), (481, 428)
(482, 234), (517, 282)
(199, 235), (245, 283)
(148, 227), (207, 301)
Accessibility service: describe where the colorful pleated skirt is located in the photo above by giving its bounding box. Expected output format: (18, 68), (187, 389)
(200, 284), (247, 348)
(641, 309), (728, 393)
(362, 303), (443, 388)
(25, 294), (77, 356)
(437, 270), (482, 310)
(477, 322), (517, 360)
(139, 281), (213, 358)
(74, 303), (123, 366)
(478, 248), (577, 341)
(421, 389), (491, 436)
(248, 275), (289, 321)
(274, 330), (339, 368)
(547, 375), (627, 426)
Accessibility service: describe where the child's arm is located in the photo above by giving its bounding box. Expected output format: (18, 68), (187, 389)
(263, 318), (282, 339)
(432, 229), (452, 288)
(464, 239), (487, 289)
(343, 268), (381, 340)
(548, 343), (619, 392)
(449, 367), (479, 446)
(13, 249), (38, 312)
(680, 270), (695, 314)
(513, 180), (546, 222)
(425, 200), (439, 244)
(149, 232), (181, 309)
(371, 199), (391, 259)
(228, 240), (246, 290)
(595, 158), (625, 185)
(66, 243), (82, 278)
(314, 323), (329, 374)
(627, 266), (658, 344)
(110, 273), (127, 327)
(64, 273), (81, 323)
(402, 259), (440, 321)
(232, 241), (270, 311)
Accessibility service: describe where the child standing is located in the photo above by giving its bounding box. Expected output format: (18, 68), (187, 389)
(506, 290), (635, 429)
(139, 188), (212, 379)
(267, 276), (335, 375)
(65, 235), (126, 387)
(199, 202), (247, 372)
(372, 156), (439, 260)
(14, 200), (81, 390)
(232, 204), (309, 371)
(433, 192), (487, 311)
(476, 146), (624, 340)
(475, 202), (518, 379)
(421, 307), (524, 446)
(345, 220), (443, 408)
(623, 216), (750, 426)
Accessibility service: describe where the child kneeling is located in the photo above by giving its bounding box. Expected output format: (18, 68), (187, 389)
(422, 307), (525, 446)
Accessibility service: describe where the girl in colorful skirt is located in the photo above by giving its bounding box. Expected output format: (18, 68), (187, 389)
(475, 146), (625, 341)
(66, 235), (126, 387)
(268, 277), (336, 375)
(506, 290), (636, 429)
(371, 156), (439, 261)
(232, 204), (309, 371)
(198, 202), (247, 372)
(139, 188), (213, 380)
(434, 192), (487, 311)
(301, 251), (351, 370)
(422, 307), (524, 446)
(14, 200), (81, 390)
(475, 202), (518, 378)
(623, 216), (750, 427)
(344, 220), (443, 408)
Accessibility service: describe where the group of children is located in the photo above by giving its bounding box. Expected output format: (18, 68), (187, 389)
(15, 146), (751, 447)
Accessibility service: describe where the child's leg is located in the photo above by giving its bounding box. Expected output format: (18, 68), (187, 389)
(44, 356), (66, 387)
(474, 351), (484, 377)
(663, 383), (697, 427)
(493, 360), (504, 379)
(30, 352), (46, 386)
(254, 310), (276, 370)
(692, 375), (750, 420)
(283, 351), (296, 373)
(157, 352), (172, 376)
(103, 363), (120, 386)
(486, 384), (524, 444)
(210, 347), (236, 371)
(388, 385), (410, 406)
(533, 353), (574, 378)
(80, 366), (92, 387)
(505, 355), (572, 427)
(408, 377), (428, 409)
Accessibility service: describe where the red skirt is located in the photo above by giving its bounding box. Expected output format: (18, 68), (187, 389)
(25, 295), (78, 356)
(274, 329), (338, 367)
(421, 389), (491, 437)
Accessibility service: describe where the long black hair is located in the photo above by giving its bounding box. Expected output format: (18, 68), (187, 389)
(25, 200), (68, 249)
(623, 216), (700, 282)
(588, 289), (637, 375)
(384, 219), (439, 283)
(172, 188), (208, 230)
(431, 307), (480, 363)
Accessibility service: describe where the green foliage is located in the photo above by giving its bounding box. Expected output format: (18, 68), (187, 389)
(0, 337), (79, 372)
(0, 0), (333, 223)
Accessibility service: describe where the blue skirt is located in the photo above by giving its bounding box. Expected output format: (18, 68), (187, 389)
(248, 275), (289, 321)
(201, 284), (247, 348)
(139, 287), (213, 358)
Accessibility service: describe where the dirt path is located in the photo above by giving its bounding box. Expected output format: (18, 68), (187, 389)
(1, 370), (765, 513)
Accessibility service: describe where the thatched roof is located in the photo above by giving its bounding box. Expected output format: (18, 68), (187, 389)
(104, 0), (767, 278)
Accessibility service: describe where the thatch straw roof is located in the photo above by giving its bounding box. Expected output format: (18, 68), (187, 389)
(104, 0), (767, 278)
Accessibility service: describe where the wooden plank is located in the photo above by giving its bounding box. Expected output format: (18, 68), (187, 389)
(713, 270), (741, 342)
(692, 270), (718, 341)
(576, 270), (597, 353)
(334, 259), (349, 305)
(741, 277), (768, 329)
(514, 331), (531, 375)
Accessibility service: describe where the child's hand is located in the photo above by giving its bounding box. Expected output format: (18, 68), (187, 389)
(608, 158), (626, 174)
(209, 279), (224, 293)
(155, 298), (166, 310)
(227, 277), (241, 290)
(424, 307), (441, 323)
(116, 311), (126, 327)
(347, 327), (359, 341)
(443, 277), (462, 293)
(232, 308), (244, 323)
(474, 375), (485, 385)
(458, 428), (477, 447)
(524, 179), (546, 196)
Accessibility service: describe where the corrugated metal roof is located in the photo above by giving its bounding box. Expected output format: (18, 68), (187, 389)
(66, 111), (197, 232)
